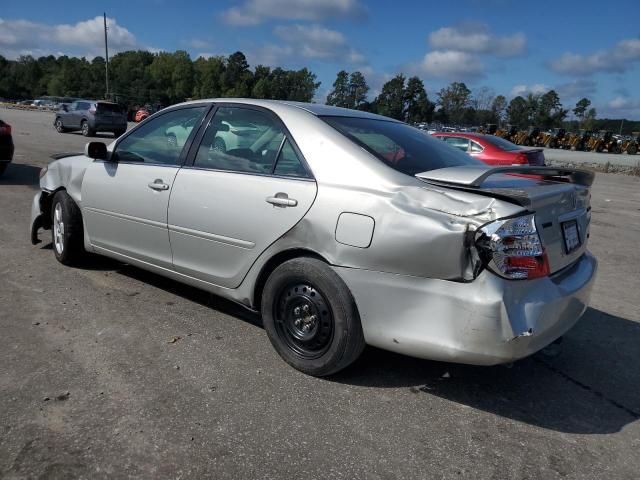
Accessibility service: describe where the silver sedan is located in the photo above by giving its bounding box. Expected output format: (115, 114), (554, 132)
(30, 99), (597, 376)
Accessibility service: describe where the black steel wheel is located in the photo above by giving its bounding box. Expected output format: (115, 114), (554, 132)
(274, 283), (334, 359)
(262, 257), (365, 376)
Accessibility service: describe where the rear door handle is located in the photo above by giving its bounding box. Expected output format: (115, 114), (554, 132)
(266, 193), (298, 207)
(148, 179), (170, 191)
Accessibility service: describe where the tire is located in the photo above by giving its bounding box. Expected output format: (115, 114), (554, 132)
(54, 117), (67, 133)
(627, 144), (638, 155)
(0, 163), (7, 178)
(51, 191), (86, 266)
(114, 129), (126, 138)
(549, 139), (557, 149)
(261, 257), (366, 377)
(81, 120), (94, 137)
(213, 137), (226, 153)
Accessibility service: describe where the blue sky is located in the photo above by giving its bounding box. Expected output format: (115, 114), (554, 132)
(1, 0), (639, 118)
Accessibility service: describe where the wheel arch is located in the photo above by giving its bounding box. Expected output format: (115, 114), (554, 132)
(252, 248), (330, 310)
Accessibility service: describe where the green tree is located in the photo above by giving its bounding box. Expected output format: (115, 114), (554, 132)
(193, 56), (225, 99)
(404, 76), (433, 123)
(573, 97), (591, 126)
(437, 82), (471, 124)
(221, 51), (252, 97)
(507, 96), (529, 128)
(326, 70), (350, 107)
(536, 90), (567, 129)
(374, 74), (406, 120)
(584, 107), (597, 130)
(348, 71), (369, 109)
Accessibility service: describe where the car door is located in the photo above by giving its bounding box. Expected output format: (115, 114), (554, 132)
(168, 105), (317, 288)
(64, 102), (79, 128)
(81, 105), (209, 268)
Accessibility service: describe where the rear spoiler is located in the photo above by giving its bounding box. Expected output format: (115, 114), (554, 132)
(415, 165), (595, 188)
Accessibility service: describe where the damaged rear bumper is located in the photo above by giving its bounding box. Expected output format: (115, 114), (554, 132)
(335, 252), (597, 365)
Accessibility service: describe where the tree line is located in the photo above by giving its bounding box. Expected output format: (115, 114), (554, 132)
(1, 49), (638, 133)
(0, 50), (319, 106)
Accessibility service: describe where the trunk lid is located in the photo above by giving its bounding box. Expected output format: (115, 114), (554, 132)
(416, 166), (594, 274)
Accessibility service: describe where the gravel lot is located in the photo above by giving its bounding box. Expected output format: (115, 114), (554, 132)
(1, 108), (639, 479)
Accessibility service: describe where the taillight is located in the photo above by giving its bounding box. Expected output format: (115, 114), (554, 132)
(476, 213), (550, 280)
(513, 152), (528, 165)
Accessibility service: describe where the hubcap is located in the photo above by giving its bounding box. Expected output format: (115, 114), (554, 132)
(275, 283), (333, 359)
(82, 123), (88, 134)
(53, 203), (65, 254)
(56, 120), (62, 131)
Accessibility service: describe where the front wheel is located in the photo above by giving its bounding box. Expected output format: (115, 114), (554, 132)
(51, 191), (86, 266)
(261, 258), (365, 377)
(54, 118), (66, 133)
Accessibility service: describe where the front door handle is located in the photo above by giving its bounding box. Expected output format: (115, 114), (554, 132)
(266, 193), (298, 208)
(148, 179), (170, 191)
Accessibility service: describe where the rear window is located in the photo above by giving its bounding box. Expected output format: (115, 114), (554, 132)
(96, 103), (124, 114)
(321, 116), (481, 176)
(482, 135), (521, 151)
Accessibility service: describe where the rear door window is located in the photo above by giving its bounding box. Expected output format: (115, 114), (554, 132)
(322, 116), (481, 176)
(444, 136), (470, 152)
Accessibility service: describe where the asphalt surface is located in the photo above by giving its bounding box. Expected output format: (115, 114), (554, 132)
(1, 108), (640, 479)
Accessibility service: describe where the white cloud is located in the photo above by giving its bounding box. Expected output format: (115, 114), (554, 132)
(0, 16), (144, 59)
(599, 96), (640, 119)
(419, 50), (484, 80)
(221, 0), (365, 26)
(510, 83), (549, 97)
(429, 24), (526, 57)
(273, 24), (365, 63)
(554, 79), (597, 100)
(549, 38), (640, 76)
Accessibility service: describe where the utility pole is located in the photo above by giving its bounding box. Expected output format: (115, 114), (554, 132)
(619, 118), (624, 135)
(104, 12), (109, 100)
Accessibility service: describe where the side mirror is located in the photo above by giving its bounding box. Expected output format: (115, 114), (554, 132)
(218, 123), (230, 132)
(85, 142), (108, 160)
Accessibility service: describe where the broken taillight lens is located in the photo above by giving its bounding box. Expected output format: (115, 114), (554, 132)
(476, 213), (550, 280)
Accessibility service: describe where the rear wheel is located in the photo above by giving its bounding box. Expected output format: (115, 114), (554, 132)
(627, 144), (638, 155)
(261, 258), (365, 377)
(81, 120), (94, 137)
(51, 191), (86, 266)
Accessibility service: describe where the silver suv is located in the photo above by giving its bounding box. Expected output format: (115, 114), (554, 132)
(54, 100), (127, 137)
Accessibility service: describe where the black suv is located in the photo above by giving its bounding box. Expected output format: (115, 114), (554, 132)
(54, 100), (127, 137)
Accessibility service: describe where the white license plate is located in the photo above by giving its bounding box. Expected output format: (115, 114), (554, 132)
(562, 220), (581, 253)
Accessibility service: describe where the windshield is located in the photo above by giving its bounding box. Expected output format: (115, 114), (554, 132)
(482, 135), (521, 151)
(321, 116), (482, 176)
(96, 103), (124, 114)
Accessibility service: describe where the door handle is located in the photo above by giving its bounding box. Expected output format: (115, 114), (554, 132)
(266, 193), (298, 207)
(148, 179), (170, 191)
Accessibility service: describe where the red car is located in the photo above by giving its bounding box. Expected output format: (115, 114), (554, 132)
(432, 132), (545, 166)
(134, 108), (150, 123)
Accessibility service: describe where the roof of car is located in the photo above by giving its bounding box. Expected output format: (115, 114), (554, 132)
(178, 98), (398, 122)
(432, 132), (486, 138)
